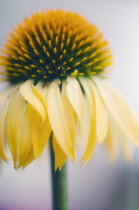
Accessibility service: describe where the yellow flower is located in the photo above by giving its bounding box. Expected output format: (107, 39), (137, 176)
(0, 10), (139, 170)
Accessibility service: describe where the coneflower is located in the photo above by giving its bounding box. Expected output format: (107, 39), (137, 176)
(0, 9), (139, 210)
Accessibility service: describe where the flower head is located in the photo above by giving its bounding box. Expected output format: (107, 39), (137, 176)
(0, 10), (112, 84)
(0, 10), (139, 170)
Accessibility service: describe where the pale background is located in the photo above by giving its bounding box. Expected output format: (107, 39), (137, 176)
(0, 0), (139, 210)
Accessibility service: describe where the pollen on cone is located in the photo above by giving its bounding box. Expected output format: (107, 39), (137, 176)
(0, 10), (112, 84)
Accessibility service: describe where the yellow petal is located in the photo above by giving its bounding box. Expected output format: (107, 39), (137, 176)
(5, 90), (25, 168)
(94, 77), (139, 148)
(31, 83), (52, 156)
(0, 105), (9, 161)
(18, 104), (34, 168)
(104, 114), (132, 161)
(79, 78), (96, 165)
(113, 120), (132, 161)
(0, 85), (17, 107)
(66, 77), (84, 120)
(89, 80), (107, 143)
(34, 82), (48, 98)
(104, 115), (117, 161)
(32, 83), (47, 113)
(20, 80), (46, 121)
(32, 110), (51, 157)
(52, 134), (67, 170)
(0, 86), (19, 162)
(75, 96), (91, 159)
(47, 80), (76, 160)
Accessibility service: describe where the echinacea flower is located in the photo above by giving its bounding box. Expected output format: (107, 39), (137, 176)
(0, 10), (139, 170)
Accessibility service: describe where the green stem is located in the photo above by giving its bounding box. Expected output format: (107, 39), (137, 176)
(50, 135), (68, 210)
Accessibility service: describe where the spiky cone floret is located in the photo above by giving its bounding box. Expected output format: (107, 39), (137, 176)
(0, 10), (139, 170)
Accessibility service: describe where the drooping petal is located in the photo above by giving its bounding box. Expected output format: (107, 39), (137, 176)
(116, 127), (132, 161)
(89, 79), (108, 143)
(31, 82), (52, 156)
(5, 90), (25, 168)
(32, 110), (51, 158)
(79, 78), (96, 165)
(0, 105), (9, 161)
(18, 104), (34, 168)
(104, 115), (117, 161)
(66, 77), (84, 120)
(47, 80), (76, 161)
(94, 77), (139, 148)
(20, 80), (46, 121)
(52, 134), (67, 170)
(104, 114), (132, 161)
(0, 85), (18, 108)
(112, 117), (132, 161)
(34, 82), (49, 98)
(75, 96), (91, 159)
(32, 83), (47, 112)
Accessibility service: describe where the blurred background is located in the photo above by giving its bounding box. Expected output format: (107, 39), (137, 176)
(0, 0), (139, 209)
